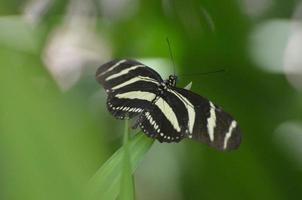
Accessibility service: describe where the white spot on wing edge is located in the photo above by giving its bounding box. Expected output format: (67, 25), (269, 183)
(207, 101), (216, 142)
(223, 120), (237, 150)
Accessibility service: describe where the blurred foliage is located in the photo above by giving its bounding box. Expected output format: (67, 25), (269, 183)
(87, 131), (153, 200)
(1, 0), (302, 200)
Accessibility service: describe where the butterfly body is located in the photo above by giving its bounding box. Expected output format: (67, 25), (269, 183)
(96, 59), (242, 151)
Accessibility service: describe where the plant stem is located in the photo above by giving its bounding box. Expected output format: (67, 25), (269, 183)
(119, 119), (135, 200)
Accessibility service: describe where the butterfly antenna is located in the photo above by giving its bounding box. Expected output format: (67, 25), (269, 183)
(179, 69), (226, 77)
(166, 37), (176, 76)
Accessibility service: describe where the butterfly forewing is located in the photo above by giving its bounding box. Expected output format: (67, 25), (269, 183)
(96, 59), (163, 119)
(96, 59), (163, 93)
(172, 87), (242, 151)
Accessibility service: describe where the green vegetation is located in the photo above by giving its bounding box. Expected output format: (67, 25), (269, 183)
(1, 0), (302, 200)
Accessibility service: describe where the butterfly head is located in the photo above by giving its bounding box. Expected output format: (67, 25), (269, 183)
(166, 75), (178, 87)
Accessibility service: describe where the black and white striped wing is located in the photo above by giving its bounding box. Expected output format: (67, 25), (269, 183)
(96, 59), (163, 94)
(172, 87), (242, 151)
(136, 90), (191, 143)
(96, 59), (163, 119)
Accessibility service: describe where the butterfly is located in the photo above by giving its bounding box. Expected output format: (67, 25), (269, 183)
(96, 59), (242, 151)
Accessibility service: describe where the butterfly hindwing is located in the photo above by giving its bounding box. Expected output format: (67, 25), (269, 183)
(136, 90), (190, 143)
(106, 90), (156, 119)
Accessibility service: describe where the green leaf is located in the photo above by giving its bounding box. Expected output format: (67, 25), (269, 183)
(86, 83), (192, 200)
(184, 82), (192, 90)
(119, 119), (135, 200)
(86, 131), (154, 200)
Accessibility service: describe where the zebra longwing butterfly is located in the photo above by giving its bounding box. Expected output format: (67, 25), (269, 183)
(96, 59), (242, 151)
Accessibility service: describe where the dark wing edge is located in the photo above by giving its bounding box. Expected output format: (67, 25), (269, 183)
(135, 104), (185, 143)
(173, 87), (242, 151)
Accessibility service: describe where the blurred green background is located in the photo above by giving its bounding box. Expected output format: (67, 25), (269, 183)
(1, 0), (302, 199)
